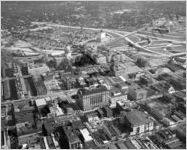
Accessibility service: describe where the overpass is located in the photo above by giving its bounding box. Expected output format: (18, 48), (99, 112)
(169, 52), (186, 57)
(105, 28), (186, 58)
(136, 31), (186, 45)
(48, 23), (185, 44)
(48, 23), (185, 58)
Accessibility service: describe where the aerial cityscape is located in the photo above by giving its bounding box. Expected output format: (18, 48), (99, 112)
(1, 1), (186, 149)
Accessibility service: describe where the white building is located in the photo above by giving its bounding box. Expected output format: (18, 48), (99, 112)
(80, 128), (93, 142)
(28, 63), (50, 76)
(95, 54), (107, 64)
(35, 98), (47, 108)
(44, 79), (61, 93)
(97, 32), (107, 42)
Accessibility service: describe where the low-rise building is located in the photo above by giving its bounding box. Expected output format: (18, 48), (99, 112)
(107, 76), (126, 86)
(144, 104), (164, 121)
(2, 80), (11, 100)
(62, 126), (82, 149)
(116, 141), (128, 149)
(162, 117), (175, 126)
(62, 76), (78, 90)
(44, 78), (61, 93)
(18, 133), (42, 149)
(94, 54), (107, 64)
(35, 98), (47, 108)
(128, 83), (147, 101)
(175, 123), (186, 142)
(116, 82), (128, 92)
(116, 100), (137, 111)
(121, 110), (154, 136)
(33, 77), (47, 96)
(86, 112), (99, 122)
(103, 121), (121, 140)
(124, 140), (137, 149)
(48, 103), (64, 117)
(109, 88), (128, 108)
(28, 63), (50, 76)
(80, 128), (93, 142)
(97, 32), (107, 42)
(84, 140), (98, 149)
(15, 109), (42, 137)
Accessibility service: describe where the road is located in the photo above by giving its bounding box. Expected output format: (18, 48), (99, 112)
(137, 30), (186, 44)
(1, 91), (68, 106)
(50, 22), (185, 43)
(48, 23), (185, 58)
(2, 88), (79, 106)
(32, 21), (185, 45)
(1, 75), (32, 82)
(3, 23), (185, 105)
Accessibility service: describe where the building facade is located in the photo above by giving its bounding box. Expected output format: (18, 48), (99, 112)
(128, 84), (147, 101)
(121, 110), (154, 136)
(109, 88), (128, 108)
(77, 86), (110, 111)
(63, 126), (82, 149)
(28, 63), (50, 76)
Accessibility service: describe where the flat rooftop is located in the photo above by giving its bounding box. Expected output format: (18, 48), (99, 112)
(78, 85), (108, 96)
(124, 110), (153, 126)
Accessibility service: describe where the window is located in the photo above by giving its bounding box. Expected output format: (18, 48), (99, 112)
(90, 95), (102, 105)
(136, 127), (140, 134)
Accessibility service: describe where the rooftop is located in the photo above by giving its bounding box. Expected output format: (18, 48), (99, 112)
(124, 110), (153, 126)
(120, 62), (143, 75)
(78, 85), (108, 96)
(63, 126), (80, 144)
(1, 106), (6, 118)
(35, 98), (47, 107)
(80, 128), (93, 142)
(107, 76), (126, 85)
(15, 110), (35, 124)
(84, 140), (98, 149)
(130, 83), (147, 91)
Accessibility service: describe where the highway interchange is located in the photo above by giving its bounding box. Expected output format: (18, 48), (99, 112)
(2, 22), (186, 106)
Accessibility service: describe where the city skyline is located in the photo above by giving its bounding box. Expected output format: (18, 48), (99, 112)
(1, 1), (186, 149)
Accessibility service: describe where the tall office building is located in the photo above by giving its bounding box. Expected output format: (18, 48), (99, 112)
(77, 85), (110, 111)
(110, 54), (119, 76)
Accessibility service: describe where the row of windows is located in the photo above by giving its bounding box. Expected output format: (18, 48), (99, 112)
(70, 142), (81, 149)
(90, 95), (103, 105)
(135, 123), (153, 134)
(83, 91), (109, 99)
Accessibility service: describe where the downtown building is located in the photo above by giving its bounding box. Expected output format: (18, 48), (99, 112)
(120, 110), (154, 136)
(77, 85), (110, 111)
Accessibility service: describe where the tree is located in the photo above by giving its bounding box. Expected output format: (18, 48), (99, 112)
(136, 56), (148, 67)
(46, 59), (57, 69)
(42, 124), (48, 136)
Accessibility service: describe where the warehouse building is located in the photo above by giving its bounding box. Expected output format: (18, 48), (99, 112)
(120, 110), (154, 136)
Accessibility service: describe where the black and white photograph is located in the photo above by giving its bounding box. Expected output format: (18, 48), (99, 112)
(1, 1), (186, 149)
